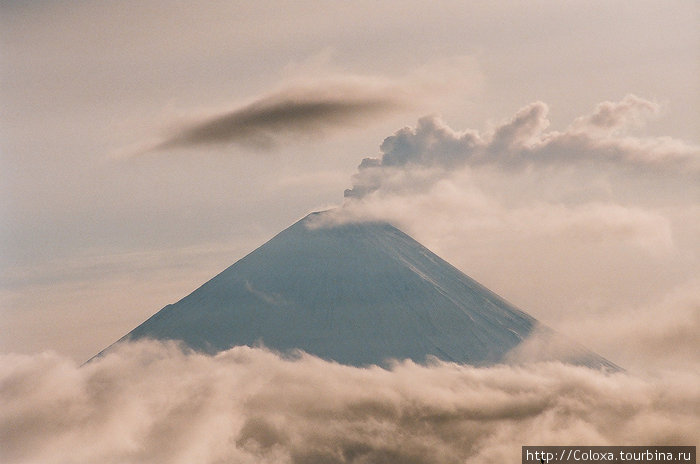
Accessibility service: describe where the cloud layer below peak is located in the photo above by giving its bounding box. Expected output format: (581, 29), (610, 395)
(1, 341), (697, 464)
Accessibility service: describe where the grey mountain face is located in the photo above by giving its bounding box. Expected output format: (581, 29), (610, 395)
(108, 211), (617, 369)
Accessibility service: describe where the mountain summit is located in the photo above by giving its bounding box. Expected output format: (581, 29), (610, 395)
(107, 211), (616, 369)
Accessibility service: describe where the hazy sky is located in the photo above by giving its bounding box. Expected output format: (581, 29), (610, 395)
(1, 3), (699, 463)
(1, 0), (698, 370)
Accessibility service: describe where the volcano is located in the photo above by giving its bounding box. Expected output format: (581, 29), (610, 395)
(105, 211), (617, 369)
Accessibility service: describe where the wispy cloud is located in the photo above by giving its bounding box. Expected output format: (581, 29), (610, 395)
(1, 341), (697, 464)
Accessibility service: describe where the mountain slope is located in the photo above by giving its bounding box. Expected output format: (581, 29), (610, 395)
(110, 211), (617, 369)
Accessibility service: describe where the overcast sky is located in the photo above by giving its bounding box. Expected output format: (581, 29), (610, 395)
(1, 1), (698, 370)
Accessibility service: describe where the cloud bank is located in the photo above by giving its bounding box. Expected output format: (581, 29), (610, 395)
(1, 341), (697, 464)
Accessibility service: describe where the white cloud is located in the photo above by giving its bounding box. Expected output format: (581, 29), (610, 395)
(345, 95), (699, 198)
(1, 341), (697, 464)
(571, 94), (660, 134)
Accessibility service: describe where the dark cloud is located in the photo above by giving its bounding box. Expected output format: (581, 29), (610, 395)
(150, 85), (406, 153)
(1, 341), (697, 464)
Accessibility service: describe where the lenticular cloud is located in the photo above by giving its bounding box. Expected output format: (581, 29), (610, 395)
(146, 79), (408, 153)
(1, 341), (697, 464)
